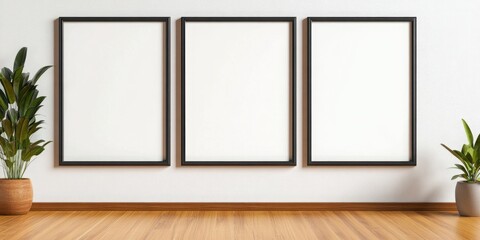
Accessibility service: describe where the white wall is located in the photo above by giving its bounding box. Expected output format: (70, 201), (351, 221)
(0, 0), (479, 202)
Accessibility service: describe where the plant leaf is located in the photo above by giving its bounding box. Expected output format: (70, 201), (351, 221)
(454, 164), (469, 176)
(19, 90), (35, 116)
(42, 141), (52, 147)
(21, 119), (29, 141)
(15, 118), (25, 142)
(13, 66), (24, 97)
(0, 91), (7, 111)
(28, 126), (40, 136)
(31, 96), (45, 109)
(30, 140), (45, 147)
(21, 72), (29, 86)
(6, 109), (18, 127)
(22, 146), (45, 161)
(0, 90), (8, 106)
(25, 105), (42, 119)
(454, 150), (473, 171)
(32, 65), (52, 84)
(2, 119), (13, 138)
(451, 174), (463, 180)
(462, 119), (474, 146)
(1, 67), (12, 80)
(0, 76), (15, 104)
(441, 144), (469, 165)
(13, 47), (27, 72)
(462, 144), (469, 155)
(475, 134), (480, 149)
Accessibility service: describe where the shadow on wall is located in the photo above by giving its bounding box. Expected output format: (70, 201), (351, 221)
(53, 19), (60, 167)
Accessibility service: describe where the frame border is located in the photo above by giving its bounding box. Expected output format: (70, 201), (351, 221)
(181, 17), (296, 166)
(307, 17), (417, 166)
(58, 17), (171, 166)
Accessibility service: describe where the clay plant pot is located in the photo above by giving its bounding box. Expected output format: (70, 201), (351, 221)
(0, 179), (33, 215)
(455, 181), (480, 217)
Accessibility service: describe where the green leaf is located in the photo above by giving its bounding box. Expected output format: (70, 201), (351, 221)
(475, 134), (480, 149)
(0, 89), (8, 106)
(1, 67), (12, 80)
(0, 76), (15, 104)
(442, 144), (468, 164)
(31, 96), (45, 108)
(42, 141), (52, 147)
(32, 65), (52, 84)
(4, 159), (13, 168)
(19, 90), (35, 116)
(17, 84), (33, 115)
(455, 150), (474, 170)
(0, 138), (16, 158)
(28, 117), (36, 125)
(22, 146), (45, 161)
(2, 119), (13, 138)
(462, 144), (469, 155)
(452, 174), (463, 180)
(30, 140), (45, 147)
(21, 72), (30, 86)
(454, 164), (469, 176)
(29, 120), (44, 128)
(13, 47), (27, 72)
(462, 119), (474, 146)
(13, 66), (24, 97)
(6, 109), (18, 125)
(25, 105), (41, 119)
(0, 91), (8, 111)
(15, 118), (29, 142)
(28, 125), (40, 136)
(15, 118), (25, 141)
(465, 151), (474, 163)
(31, 89), (38, 101)
(0, 138), (10, 156)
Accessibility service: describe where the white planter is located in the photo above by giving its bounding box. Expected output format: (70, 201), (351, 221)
(455, 181), (480, 216)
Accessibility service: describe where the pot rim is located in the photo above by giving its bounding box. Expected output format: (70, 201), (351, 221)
(0, 178), (31, 181)
(457, 181), (480, 184)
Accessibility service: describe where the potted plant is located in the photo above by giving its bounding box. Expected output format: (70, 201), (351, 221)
(0, 47), (51, 215)
(441, 119), (480, 216)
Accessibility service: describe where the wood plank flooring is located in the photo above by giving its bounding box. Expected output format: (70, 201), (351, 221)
(0, 211), (479, 239)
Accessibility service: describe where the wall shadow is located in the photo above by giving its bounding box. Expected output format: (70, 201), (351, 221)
(53, 19), (60, 167)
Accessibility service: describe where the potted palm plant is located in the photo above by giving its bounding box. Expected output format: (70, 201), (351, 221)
(441, 119), (480, 216)
(0, 47), (51, 215)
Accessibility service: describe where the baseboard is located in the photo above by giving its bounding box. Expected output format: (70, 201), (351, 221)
(30, 202), (457, 211)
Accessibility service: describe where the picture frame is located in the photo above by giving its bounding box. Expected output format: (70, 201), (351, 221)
(58, 17), (171, 166)
(307, 17), (416, 166)
(181, 17), (296, 166)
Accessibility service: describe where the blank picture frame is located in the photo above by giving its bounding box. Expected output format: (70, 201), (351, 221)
(307, 17), (416, 166)
(181, 17), (296, 166)
(59, 17), (170, 166)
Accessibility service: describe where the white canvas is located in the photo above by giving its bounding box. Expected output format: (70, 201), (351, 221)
(62, 21), (166, 162)
(184, 22), (292, 162)
(310, 21), (412, 162)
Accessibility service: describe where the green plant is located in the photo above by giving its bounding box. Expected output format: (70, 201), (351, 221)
(441, 119), (480, 183)
(0, 47), (51, 179)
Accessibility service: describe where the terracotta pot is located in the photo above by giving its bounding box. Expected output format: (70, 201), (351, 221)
(0, 178), (33, 215)
(455, 181), (480, 217)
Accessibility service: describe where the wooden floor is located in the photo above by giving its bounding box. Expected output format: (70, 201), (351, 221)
(0, 211), (479, 239)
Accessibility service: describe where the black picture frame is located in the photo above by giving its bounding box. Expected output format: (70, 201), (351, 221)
(58, 17), (171, 166)
(181, 17), (296, 166)
(307, 17), (416, 166)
